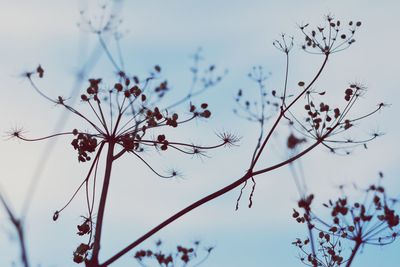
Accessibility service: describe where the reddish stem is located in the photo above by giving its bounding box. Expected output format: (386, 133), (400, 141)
(346, 239), (362, 267)
(87, 142), (115, 266)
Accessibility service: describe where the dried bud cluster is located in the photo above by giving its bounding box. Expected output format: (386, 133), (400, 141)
(73, 243), (91, 264)
(300, 15), (362, 54)
(71, 133), (98, 162)
(234, 66), (279, 124)
(285, 81), (383, 155)
(134, 240), (213, 267)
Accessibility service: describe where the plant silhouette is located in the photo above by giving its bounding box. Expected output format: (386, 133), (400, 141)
(5, 5), (394, 267)
(15, 58), (232, 265)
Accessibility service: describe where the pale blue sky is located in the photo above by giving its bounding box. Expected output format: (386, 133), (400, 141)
(0, 1), (399, 266)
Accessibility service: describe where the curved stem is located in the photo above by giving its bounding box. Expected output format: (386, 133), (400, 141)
(99, 54), (333, 266)
(281, 52), (290, 107)
(15, 132), (74, 142)
(98, 34), (121, 72)
(250, 55), (329, 170)
(100, 135), (330, 266)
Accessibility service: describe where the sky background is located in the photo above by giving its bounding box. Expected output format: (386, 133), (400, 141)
(0, 0), (400, 266)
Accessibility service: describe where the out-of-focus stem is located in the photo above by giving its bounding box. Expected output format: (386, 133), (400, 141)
(0, 193), (30, 267)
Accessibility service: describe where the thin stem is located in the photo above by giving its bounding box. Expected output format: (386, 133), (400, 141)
(88, 100), (108, 133)
(249, 110), (283, 170)
(112, 106), (124, 137)
(16, 221), (30, 267)
(131, 151), (175, 179)
(21, 39), (105, 218)
(282, 52), (290, 107)
(250, 55), (329, 170)
(99, 54), (334, 266)
(57, 142), (105, 214)
(90, 152), (101, 216)
(115, 35), (125, 72)
(113, 148), (127, 161)
(0, 192), (30, 267)
(15, 132), (74, 142)
(138, 139), (227, 150)
(98, 34), (121, 72)
(97, 101), (110, 135)
(27, 77), (57, 103)
(306, 212), (316, 257)
(249, 76), (267, 165)
(284, 55), (329, 111)
(62, 104), (105, 134)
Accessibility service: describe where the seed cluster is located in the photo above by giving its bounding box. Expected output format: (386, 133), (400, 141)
(292, 174), (399, 267)
(300, 15), (362, 55)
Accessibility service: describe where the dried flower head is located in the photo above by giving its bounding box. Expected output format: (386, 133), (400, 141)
(292, 173), (399, 267)
(299, 15), (362, 55)
(14, 51), (232, 264)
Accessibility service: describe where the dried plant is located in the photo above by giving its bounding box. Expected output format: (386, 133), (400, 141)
(13, 58), (232, 265)
(7, 9), (389, 267)
(5, 3), (236, 265)
(292, 173), (399, 266)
